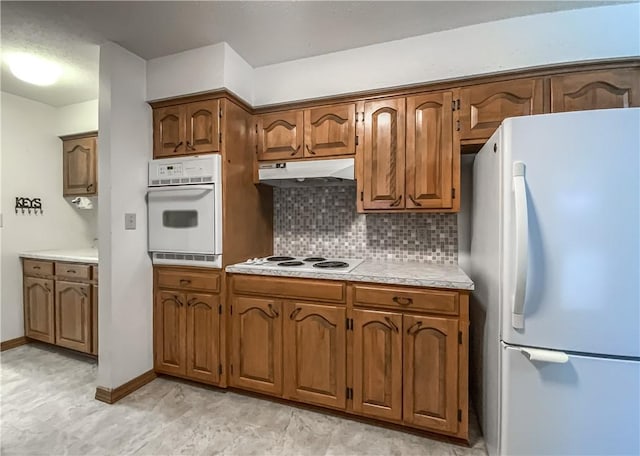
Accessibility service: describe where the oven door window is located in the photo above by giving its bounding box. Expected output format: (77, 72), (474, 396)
(163, 210), (198, 228)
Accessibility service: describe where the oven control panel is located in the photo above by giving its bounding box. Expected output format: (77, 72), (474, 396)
(149, 155), (221, 186)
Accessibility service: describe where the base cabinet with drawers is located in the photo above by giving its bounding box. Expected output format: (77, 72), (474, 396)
(22, 259), (98, 355)
(227, 274), (470, 441)
(153, 266), (224, 386)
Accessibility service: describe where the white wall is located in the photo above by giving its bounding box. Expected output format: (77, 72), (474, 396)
(146, 4), (639, 107)
(146, 42), (226, 102)
(57, 99), (99, 137)
(0, 92), (97, 342)
(222, 43), (254, 105)
(97, 42), (153, 389)
(254, 3), (640, 105)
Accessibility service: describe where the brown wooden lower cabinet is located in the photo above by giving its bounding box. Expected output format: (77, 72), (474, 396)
(55, 281), (92, 353)
(226, 274), (470, 442)
(352, 309), (403, 421)
(283, 301), (346, 409)
(403, 314), (459, 433)
(186, 293), (221, 383)
(154, 291), (186, 375)
(23, 276), (55, 343)
(22, 259), (98, 355)
(230, 296), (283, 396)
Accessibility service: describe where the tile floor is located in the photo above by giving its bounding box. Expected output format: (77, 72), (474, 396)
(1, 344), (487, 455)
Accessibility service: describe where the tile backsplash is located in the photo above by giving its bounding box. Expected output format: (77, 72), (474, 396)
(273, 186), (458, 264)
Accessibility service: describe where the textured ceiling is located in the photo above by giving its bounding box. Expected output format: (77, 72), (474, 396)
(0, 1), (621, 107)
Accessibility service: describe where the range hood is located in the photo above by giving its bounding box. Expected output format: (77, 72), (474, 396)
(258, 158), (355, 187)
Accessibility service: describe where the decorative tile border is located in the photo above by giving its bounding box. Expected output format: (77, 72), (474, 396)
(273, 186), (458, 264)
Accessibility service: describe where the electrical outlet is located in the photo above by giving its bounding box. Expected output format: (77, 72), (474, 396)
(125, 213), (136, 230)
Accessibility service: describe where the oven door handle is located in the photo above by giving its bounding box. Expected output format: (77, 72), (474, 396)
(147, 184), (214, 193)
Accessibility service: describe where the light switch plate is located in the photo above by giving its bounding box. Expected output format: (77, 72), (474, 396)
(125, 213), (136, 230)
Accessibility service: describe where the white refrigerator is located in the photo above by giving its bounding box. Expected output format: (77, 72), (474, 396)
(469, 108), (640, 456)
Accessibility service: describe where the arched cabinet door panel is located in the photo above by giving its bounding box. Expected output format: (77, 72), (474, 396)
(62, 135), (97, 196)
(362, 98), (406, 210)
(154, 105), (186, 158)
(230, 296), (283, 396)
(185, 100), (220, 155)
(352, 309), (403, 421)
(55, 281), (92, 353)
(459, 79), (544, 141)
(185, 292), (221, 384)
(24, 277), (54, 343)
(403, 314), (459, 433)
(154, 291), (187, 375)
(283, 301), (346, 409)
(257, 110), (304, 161)
(551, 69), (640, 113)
(303, 103), (356, 158)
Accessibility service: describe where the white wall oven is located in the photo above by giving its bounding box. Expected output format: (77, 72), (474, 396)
(147, 155), (222, 268)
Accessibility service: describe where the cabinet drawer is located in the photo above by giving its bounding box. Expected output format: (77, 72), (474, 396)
(232, 275), (345, 303)
(56, 263), (92, 281)
(156, 268), (220, 292)
(353, 284), (458, 315)
(23, 259), (54, 277)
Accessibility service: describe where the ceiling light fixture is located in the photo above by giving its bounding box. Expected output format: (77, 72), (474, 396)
(7, 53), (62, 86)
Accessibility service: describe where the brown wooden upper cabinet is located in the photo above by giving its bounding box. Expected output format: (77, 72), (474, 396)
(61, 132), (97, 197)
(362, 93), (455, 211)
(459, 78), (544, 141)
(362, 97), (406, 210)
(257, 103), (356, 161)
(550, 68), (640, 113)
(153, 99), (220, 158)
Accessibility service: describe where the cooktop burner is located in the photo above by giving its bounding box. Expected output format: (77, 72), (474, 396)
(267, 256), (295, 262)
(303, 257), (326, 262)
(313, 261), (350, 269)
(278, 261), (304, 267)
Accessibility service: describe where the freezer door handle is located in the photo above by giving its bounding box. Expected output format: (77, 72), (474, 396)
(512, 161), (528, 329)
(519, 347), (569, 364)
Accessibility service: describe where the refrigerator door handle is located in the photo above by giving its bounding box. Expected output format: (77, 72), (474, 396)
(519, 347), (569, 364)
(512, 161), (528, 329)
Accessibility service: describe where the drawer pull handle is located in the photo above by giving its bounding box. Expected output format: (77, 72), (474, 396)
(393, 296), (413, 305)
(268, 303), (279, 318)
(180, 279), (191, 286)
(385, 317), (399, 333)
(289, 307), (301, 320)
(33, 266), (41, 270)
(67, 270), (77, 274)
(407, 321), (423, 335)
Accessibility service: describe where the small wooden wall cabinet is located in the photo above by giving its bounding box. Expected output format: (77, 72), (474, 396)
(227, 274), (470, 442)
(22, 259), (98, 355)
(60, 132), (98, 197)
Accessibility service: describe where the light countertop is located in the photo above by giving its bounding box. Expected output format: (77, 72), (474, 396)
(20, 248), (99, 264)
(226, 260), (474, 290)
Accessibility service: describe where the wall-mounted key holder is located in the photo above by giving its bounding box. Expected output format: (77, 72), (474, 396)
(15, 197), (43, 215)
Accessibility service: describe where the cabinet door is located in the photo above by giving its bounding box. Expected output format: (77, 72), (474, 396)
(257, 110), (304, 161)
(55, 281), (92, 353)
(185, 100), (220, 155)
(153, 105), (186, 158)
(284, 302), (346, 409)
(403, 315), (459, 433)
(23, 277), (54, 343)
(185, 293), (221, 384)
(352, 309), (403, 421)
(363, 98), (406, 209)
(231, 296), (282, 395)
(551, 69), (640, 113)
(63, 136), (97, 196)
(154, 291), (186, 375)
(303, 103), (356, 157)
(406, 92), (453, 209)
(91, 285), (98, 356)
(459, 78), (544, 141)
